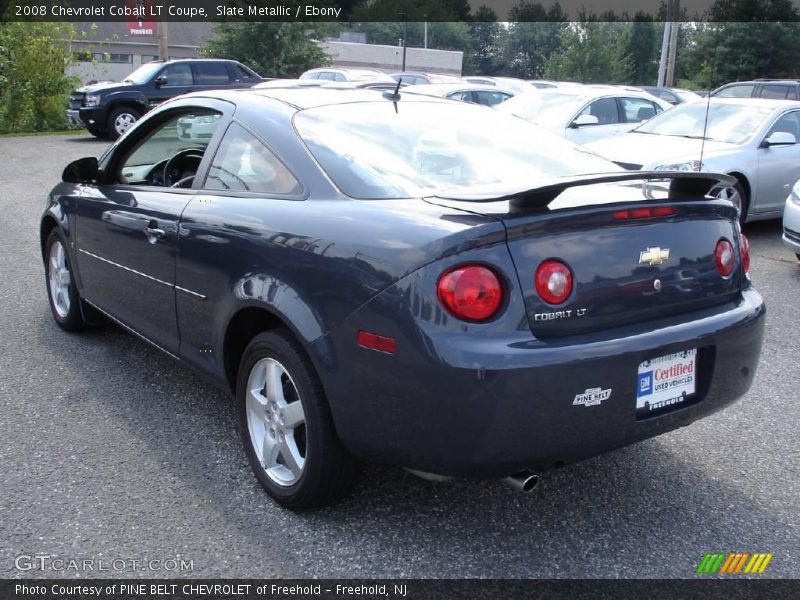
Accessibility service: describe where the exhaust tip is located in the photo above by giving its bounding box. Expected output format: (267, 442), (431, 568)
(502, 471), (539, 494)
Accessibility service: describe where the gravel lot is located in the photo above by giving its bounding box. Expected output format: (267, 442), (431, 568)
(1, 133), (798, 579)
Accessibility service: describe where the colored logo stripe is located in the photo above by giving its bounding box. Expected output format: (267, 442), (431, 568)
(697, 552), (773, 574)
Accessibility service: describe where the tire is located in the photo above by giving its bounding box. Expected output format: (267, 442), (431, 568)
(44, 229), (88, 331)
(716, 181), (748, 226)
(107, 106), (141, 140)
(796, 254), (800, 262)
(87, 129), (107, 139)
(236, 329), (359, 509)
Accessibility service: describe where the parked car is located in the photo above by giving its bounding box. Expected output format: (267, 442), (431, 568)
(43, 88), (764, 509)
(782, 179), (800, 261)
(390, 71), (458, 85)
(299, 68), (394, 83)
(584, 98), (800, 223)
(711, 79), (800, 100)
(67, 59), (263, 139)
(462, 76), (532, 93)
(496, 87), (670, 145)
(638, 86), (703, 105)
(254, 79), (326, 89)
(404, 83), (516, 106)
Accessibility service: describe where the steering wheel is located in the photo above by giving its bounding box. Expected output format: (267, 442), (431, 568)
(163, 149), (204, 187)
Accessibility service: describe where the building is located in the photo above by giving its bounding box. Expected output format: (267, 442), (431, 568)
(65, 22), (214, 84)
(322, 38), (463, 76)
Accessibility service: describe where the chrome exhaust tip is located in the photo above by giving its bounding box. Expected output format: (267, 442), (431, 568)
(502, 472), (539, 494)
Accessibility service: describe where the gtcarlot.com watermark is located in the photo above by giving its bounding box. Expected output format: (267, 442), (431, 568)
(15, 554), (193, 573)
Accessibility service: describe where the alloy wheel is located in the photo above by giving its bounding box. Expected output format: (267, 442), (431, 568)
(48, 240), (71, 319)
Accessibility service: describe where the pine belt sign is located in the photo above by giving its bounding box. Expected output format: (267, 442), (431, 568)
(126, 0), (155, 36)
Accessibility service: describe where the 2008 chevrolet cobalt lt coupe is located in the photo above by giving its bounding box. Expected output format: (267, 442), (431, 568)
(41, 88), (765, 508)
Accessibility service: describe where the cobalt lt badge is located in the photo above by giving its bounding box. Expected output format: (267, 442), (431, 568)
(639, 246), (670, 266)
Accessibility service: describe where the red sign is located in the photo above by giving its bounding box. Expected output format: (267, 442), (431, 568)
(126, 0), (155, 37)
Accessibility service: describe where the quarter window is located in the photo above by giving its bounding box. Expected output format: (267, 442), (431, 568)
(760, 85), (790, 99)
(205, 123), (300, 195)
(715, 84), (755, 98)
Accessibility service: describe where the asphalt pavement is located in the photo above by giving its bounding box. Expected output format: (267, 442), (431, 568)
(0, 133), (798, 579)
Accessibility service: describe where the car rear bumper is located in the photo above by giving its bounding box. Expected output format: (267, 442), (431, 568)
(314, 288), (765, 478)
(783, 196), (800, 254)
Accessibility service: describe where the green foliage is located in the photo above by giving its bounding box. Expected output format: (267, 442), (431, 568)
(0, 23), (79, 133)
(545, 22), (633, 83)
(620, 16), (661, 85)
(203, 22), (331, 78)
(464, 6), (506, 75)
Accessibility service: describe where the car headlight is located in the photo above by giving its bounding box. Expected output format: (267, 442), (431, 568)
(83, 94), (101, 107)
(654, 160), (702, 172)
(791, 180), (800, 205)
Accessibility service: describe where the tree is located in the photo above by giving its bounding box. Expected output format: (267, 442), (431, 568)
(203, 22), (331, 78)
(0, 23), (79, 133)
(502, 2), (567, 78)
(620, 15), (661, 85)
(464, 6), (505, 75)
(545, 22), (633, 83)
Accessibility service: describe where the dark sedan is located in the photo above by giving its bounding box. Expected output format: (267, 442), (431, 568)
(41, 88), (765, 509)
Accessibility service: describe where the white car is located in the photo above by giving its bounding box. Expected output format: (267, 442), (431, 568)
(584, 98), (800, 223)
(496, 88), (671, 145)
(783, 180), (800, 260)
(299, 68), (394, 83)
(404, 83), (516, 107)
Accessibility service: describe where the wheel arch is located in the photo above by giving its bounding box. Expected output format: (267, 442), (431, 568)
(727, 171), (751, 203)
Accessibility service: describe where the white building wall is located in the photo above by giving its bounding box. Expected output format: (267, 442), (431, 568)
(321, 41), (463, 75)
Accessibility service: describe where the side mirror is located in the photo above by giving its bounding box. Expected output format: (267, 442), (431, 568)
(762, 131), (796, 147)
(62, 157), (99, 184)
(154, 75), (167, 87)
(570, 114), (600, 128)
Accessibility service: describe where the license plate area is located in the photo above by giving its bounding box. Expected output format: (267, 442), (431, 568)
(636, 349), (698, 418)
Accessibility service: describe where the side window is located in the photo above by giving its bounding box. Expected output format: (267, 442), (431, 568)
(578, 97), (619, 125)
(447, 91), (473, 102)
(476, 91), (512, 106)
(299, 72), (318, 80)
(194, 62), (231, 85)
(235, 64), (256, 80)
(316, 71), (336, 81)
(333, 73), (346, 82)
(715, 84), (754, 98)
(160, 64), (193, 87)
(205, 123), (301, 195)
(766, 111), (800, 142)
(620, 97), (658, 123)
(759, 85), (790, 99)
(116, 110), (222, 186)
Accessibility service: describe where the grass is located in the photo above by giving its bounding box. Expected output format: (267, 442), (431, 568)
(0, 128), (84, 138)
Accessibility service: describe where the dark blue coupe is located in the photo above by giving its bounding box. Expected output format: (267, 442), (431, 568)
(41, 88), (765, 508)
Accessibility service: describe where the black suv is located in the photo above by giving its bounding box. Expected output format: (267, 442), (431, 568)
(67, 59), (263, 139)
(711, 79), (800, 100)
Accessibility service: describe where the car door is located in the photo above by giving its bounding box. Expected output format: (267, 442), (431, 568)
(755, 109), (800, 215)
(175, 121), (304, 378)
(150, 63), (195, 107)
(565, 97), (624, 144)
(75, 105), (225, 354)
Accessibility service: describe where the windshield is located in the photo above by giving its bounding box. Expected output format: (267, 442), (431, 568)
(123, 62), (163, 84)
(294, 100), (618, 199)
(633, 101), (774, 144)
(495, 92), (588, 125)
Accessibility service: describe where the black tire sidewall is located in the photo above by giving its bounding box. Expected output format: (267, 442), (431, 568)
(236, 329), (350, 508)
(44, 229), (85, 331)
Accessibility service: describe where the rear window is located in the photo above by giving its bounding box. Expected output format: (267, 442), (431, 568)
(294, 101), (617, 199)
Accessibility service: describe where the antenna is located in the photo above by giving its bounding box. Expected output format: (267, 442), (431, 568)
(699, 23), (722, 170)
(383, 78), (402, 102)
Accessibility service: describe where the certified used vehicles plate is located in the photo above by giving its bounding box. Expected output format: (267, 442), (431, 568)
(636, 349), (697, 415)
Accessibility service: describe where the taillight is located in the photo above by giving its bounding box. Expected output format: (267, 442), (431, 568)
(437, 265), (503, 322)
(613, 206), (676, 219)
(715, 239), (734, 277)
(740, 234), (750, 274)
(535, 260), (573, 304)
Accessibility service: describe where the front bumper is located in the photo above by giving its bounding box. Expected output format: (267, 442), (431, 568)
(67, 107), (106, 133)
(782, 195), (800, 254)
(66, 109), (84, 127)
(314, 288), (765, 478)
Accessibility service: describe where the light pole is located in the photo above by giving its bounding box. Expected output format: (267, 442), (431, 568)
(399, 12), (408, 72)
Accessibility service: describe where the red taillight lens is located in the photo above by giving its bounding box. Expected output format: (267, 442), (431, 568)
(715, 239), (734, 277)
(613, 206), (676, 219)
(740, 234), (750, 274)
(535, 260), (573, 304)
(437, 265), (503, 322)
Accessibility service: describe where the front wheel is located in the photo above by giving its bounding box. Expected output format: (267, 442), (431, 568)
(44, 229), (88, 331)
(715, 182), (748, 226)
(237, 330), (359, 509)
(107, 106), (141, 139)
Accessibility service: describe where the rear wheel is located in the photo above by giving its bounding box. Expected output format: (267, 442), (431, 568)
(44, 229), (88, 331)
(107, 106), (141, 139)
(237, 329), (359, 509)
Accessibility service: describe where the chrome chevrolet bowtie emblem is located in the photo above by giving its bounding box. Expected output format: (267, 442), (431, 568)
(639, 246), (670, 266)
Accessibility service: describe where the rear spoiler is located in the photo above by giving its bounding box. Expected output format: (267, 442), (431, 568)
(435, 171), (737, 210)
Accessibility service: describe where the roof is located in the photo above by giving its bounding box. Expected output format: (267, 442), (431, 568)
(403, 83), (517, 96)
(687, 97), (800, 110)
(207, 87), (451, 111)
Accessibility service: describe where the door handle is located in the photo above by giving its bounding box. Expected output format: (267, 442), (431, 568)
(145, 220), (166, 243)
